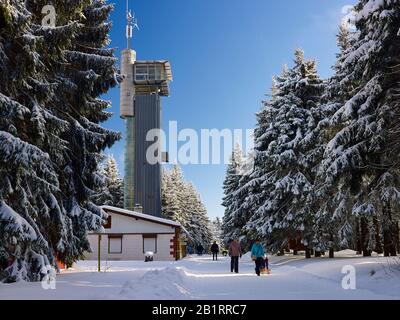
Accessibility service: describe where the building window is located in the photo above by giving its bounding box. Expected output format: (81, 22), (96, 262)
(143, 235), (157, 253)
(155, 65), (162, 80)
(148, 65), (156, 80)
(108, 236), (122, 254)
(135, 65), (148, 81)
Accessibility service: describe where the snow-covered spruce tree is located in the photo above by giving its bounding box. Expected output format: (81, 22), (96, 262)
(320, 0), (400, 257)
(162, 165), (186, 224)
(183, 182), (213, 249)
(161, 168), (172, 217)
(0, 0), (120, 282)
(92, 155), (123, 208)
(221, 145), (243, 246)
(245, 50), (325, 257)
(210, 217), (223, 246)
(162, 165), (212, 248)
(223, 149), (256, 251)
(313, 24), (359, 258)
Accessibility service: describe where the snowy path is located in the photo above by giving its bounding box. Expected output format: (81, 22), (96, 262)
(1, 253), (399, 300)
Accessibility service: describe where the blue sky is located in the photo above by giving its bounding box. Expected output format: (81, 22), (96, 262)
(103, 0), (356, 220)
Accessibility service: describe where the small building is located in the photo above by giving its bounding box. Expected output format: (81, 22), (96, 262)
(86, 206), (182, 261)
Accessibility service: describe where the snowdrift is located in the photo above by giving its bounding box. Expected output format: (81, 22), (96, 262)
(118, 267), (192, 300)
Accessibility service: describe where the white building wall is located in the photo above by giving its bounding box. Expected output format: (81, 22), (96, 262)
(84, 212), (178, 261)
(86, 233), (175, 261)
(155, 234), (175, 260)
(105, 213), (176, 234)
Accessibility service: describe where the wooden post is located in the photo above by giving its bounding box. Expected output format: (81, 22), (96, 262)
(98, 234), (101, 272)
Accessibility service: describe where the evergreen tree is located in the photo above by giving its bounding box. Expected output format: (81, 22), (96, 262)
(162, 165), (212, 248)
(221, 145), (243, 245)
(92, 155), (123, 208)
(222, 149), (255, 251)
(184, 182), (213, 248)
(162, 165), (186, 224)
(313, 24), (358, 258)
(161, 168), (172, 217)
(320, 0), (400, 257)
(210, 217), (223, 246)
(0, 0), (120, 282)
(245, 49), (325, 256)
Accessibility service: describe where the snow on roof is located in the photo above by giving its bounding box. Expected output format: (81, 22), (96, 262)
(100, 206), (181, 227)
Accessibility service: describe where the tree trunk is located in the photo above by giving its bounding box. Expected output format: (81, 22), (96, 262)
(329, 247), (334, 259)
(315, 251), (322, 258)
(305, 247), (311, 259)
(278, 248), (285, 256)
(373, 215), (383, 254)
(361, 217), (371, 257)
(383, 204), (390, 256)
(390, 224), (397, 256)
(310, 248), (314, 256)
(383, 229), (391, 257)
(355, 218), (362, 254)
(292, 239), (298, 255)
(390, 243), (397, 256)
(382, 206), (397, 257)
(390, 217), (397, 257)
(396, 223), (400, 254)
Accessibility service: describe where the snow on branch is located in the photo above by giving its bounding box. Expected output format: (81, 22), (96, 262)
(0, 201), (37, 241)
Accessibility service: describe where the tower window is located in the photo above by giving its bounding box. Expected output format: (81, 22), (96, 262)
(135, 65), (148, 80)
(148, 65), (156, 80)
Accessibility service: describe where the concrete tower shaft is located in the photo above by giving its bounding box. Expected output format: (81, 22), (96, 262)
(120, 49), (136, 118)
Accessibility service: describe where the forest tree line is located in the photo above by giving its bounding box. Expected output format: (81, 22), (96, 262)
(222, 1), (400, 258)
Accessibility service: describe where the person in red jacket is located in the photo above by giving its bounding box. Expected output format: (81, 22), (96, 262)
(229, 238), (241, 273)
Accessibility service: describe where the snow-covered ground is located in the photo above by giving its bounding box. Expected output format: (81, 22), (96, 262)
(1, 251), (399, 300)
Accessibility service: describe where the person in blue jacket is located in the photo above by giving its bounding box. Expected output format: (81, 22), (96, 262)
(251, 239), (265, 276)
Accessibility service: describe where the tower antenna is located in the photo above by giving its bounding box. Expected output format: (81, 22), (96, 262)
(126, 0), (139, 49)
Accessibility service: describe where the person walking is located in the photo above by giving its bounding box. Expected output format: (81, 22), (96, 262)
(229, 238), (241, 273)
(197, 244), (204, 256)
(251, 239), (265, 276)
(210, 241), (219, 261)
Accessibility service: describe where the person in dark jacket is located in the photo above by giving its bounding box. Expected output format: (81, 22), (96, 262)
(229, 238), (241, 273)
(197, 244), (204, 256)
(210, 241), (219, 261)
